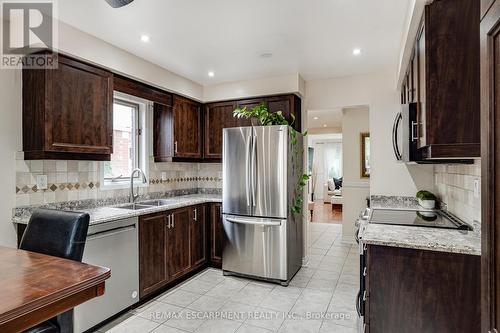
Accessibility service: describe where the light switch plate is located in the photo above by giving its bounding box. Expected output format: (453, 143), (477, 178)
(473, 179), (480, 198)
(36, 175), (48, 190)
(161, 172), (167, 181)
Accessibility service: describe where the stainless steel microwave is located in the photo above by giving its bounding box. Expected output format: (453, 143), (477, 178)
(392, 103), (421, 163)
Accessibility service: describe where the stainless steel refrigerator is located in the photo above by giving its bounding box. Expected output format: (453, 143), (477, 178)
(222, 125), (304, 285)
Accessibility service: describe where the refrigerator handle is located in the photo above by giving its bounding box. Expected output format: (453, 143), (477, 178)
(226, 216), (281, 227)
(245, 136), (252, 207)
(251, 135), (257, 206)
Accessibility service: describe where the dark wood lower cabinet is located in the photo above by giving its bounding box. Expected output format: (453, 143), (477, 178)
(210, 203), (224, 267)
(139, 213), (168, 299)
(365, 245), (480, 333)
(139, 204), (212, 298)
(167, 207), (192, 280)
(190, 205), (207, 267)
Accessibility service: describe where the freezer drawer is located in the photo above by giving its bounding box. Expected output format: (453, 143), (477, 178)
(222, 214), (287, 281)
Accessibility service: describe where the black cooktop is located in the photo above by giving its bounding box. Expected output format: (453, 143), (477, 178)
(369, 209), (472, 230)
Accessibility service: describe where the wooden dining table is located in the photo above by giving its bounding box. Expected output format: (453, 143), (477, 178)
(0, 246), (111, 333)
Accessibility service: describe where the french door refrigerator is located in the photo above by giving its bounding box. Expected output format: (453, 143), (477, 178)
(222, 125), (304, 285)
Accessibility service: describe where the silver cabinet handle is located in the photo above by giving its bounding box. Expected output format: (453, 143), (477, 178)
(363, 267), (367, 276)
(193, 208), (197, 221)
(174, 141), (178, 154)
(167, 215), (171, 229)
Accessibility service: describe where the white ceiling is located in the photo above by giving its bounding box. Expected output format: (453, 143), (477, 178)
(56, 0), (411, 85)
(308, 109), (343, 129)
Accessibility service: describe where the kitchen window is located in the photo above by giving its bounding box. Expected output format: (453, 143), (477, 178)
(101, 92), (150, 189)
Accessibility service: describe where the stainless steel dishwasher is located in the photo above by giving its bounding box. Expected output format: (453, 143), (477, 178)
(74, 217), (139, 333)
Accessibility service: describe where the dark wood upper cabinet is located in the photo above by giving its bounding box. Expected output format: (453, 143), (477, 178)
(139, 213), (168, 299)
(173, 95), (203, 159)
(204, 94), (301, 160)
(190, 205), (207, 268)
(365, 245), (480, 333)
(480, 1), (500, 331)
(153, 95), (202, 162)
(23, 54), (113, 160)
(166, 207), (192, 281)
(153, 103), (174, 162)
(265, 95), (302, 131)
(204, 101), (237, 159)
(402, 0), (480, 160)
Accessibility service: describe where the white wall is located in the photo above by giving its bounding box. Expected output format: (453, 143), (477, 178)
(203, 73), (305, 102)
(0, 68), (22, 247)
(342, 107), (370, 241)
(305, 70), (434, 197)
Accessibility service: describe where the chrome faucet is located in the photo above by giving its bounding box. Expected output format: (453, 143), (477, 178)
(130, 168), (147, 204)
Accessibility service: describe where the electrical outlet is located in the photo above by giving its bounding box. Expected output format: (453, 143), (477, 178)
(161, 172), (167, 181)
(473, 179), (480, 198)
(36, 175), (48, 190)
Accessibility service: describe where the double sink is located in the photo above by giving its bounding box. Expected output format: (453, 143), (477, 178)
(117, 199), (174, 211)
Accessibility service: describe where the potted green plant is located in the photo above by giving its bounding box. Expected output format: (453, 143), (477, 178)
(416, 190), (437, 209)
(233, 103), (309, 215)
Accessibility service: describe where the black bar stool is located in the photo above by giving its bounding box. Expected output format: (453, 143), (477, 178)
(19, 209), (90, 333)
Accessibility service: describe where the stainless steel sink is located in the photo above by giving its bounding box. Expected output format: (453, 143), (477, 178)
(117, 203), (154, 210)
(138, 199), (173, 206)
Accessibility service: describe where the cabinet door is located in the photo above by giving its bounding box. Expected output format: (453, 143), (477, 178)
(236, 98), (263, 126)
(167, 207), (192, 280)
(190, 205), (206, 267)
(210, 203), (224, 267)
(412, 48), (419, 103)
(416, 19), (426, 148)
(47, 56), (113, 155)
(139, 213), (168, 298)
(481, 1), (500, 331)
(204, 101), (238, 159)
(266, 95), (299, 130)
(153, 103), (173, 162)
(173, 96), (202, 158)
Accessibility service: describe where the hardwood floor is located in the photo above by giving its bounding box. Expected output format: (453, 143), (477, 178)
(310, 201), (342, 224)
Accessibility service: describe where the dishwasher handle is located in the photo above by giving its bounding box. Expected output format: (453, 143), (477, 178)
(87, 224), (136, 241)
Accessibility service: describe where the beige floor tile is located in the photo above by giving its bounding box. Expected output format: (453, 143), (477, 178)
(158, 289), (202, 307)
(195, 319), (242, 333)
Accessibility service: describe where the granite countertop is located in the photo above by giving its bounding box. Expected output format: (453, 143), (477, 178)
(12, 194), (222, 226)
(360, 196), (481, 256)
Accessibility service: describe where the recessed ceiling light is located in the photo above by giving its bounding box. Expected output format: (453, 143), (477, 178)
(260, 53), (273, 58)
(323, 124), (327, 127)
(140, 35), (150, 43)
(352, 48), (361, 56)
(313, 117), (319, 120)
(208, 71), (215, 78)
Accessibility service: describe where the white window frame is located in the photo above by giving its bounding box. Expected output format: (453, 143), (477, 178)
(100, 91), (151, 190)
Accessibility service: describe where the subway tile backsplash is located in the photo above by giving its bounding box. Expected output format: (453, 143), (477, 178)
(434, 160), (481, 224)
(15, 155), (222, 207)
